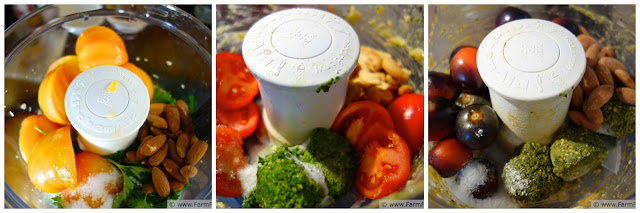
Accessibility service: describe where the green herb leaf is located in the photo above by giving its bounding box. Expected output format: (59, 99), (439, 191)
(187, 95), (195, 114)
(52, 194), (64, 208)
(34, 125), (46, 135)
(152, 86), (177, 104)
(106, 152), (151, 208)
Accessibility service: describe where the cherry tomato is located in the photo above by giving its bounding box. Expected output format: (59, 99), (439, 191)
(355, 124), (410, 199)
(428, 138), (472, 178)
(19, 115), (64, 163)
(450, 47), (483, 92)
(76, 26), (128, 71)
(121, 62), (154, 101)
(61, 151), (123, 208)
(216, 101), (259, 139)
(387, 94), (424, 157)
(331, 101), (394, 151)
(38, 62), (75, 125)
(428, 71), (458, 101)
(216, 52), (259, 110)
(216, 125), (247, 197)
(27, 126), (77, 193)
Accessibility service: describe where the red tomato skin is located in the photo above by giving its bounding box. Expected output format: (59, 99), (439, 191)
(387, 94), (424, 157)
(450, 47), (483, 92)
(216, 52), (259, 110)
(331, 101), (394, 150)
(216, 101), (259, 139)
(428, 138), (472, 178)
(216, 125), (246, 197)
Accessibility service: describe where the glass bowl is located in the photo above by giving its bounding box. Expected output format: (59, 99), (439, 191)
(216, 4), (424, 208)
(428, 5), (635, 208)
(4, 5), (212, 208)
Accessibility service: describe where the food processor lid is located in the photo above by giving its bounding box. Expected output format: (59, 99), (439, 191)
(65, 65), (150, 141)
(242, 8), (360, 88)
(477, 19), (586, 101)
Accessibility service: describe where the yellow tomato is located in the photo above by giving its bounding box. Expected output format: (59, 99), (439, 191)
(121, 62), (154, 101)
(38, 63), (74, 125)
(18, 115), (64, 163)
(47, 55), (81, 78)
(61, 151), (123, 208)
(76, 26), (128, 71)
(27, 126), (77, 193)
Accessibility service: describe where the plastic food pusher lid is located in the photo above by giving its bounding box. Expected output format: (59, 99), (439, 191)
(65, 65), (150, 140)
(477, 19), (586, 101)
(242, 8), (360, 88)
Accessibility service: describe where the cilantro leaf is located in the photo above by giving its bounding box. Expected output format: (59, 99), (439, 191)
(106, 152), (150, 208)
(152, 86), (177, 104)
(52, 194), (64, 208)
(187, 95), (195, 114)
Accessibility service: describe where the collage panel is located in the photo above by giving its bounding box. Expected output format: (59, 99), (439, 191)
(215, 5), (425, 209)
(4, 4), (213, 209)
(427, 4), (635, 208)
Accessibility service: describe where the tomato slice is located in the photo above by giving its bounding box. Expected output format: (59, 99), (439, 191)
(38, 64), (74, 125)
(386, 94), (424, 157)
(216, 101), (259, 139)
(216, 125), (247, 197)
(355, 124), (410, 199)
(19, 115), (64, 163)
(27, 126), (78, 193)
(216, 52), (259, 110)
(121, 62), (154, 101)
(331, 101), (394, 151)
(76, 26), (128, 71)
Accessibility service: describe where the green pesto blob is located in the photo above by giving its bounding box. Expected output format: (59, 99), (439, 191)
(503, 143), (563, 202)
(550, 126), (608, 181)
(316, 76), (340, 93)
(601, 98), (635, 137)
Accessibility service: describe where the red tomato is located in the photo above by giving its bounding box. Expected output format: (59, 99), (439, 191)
(428, 138), (472, 178)
(355, 124), (411, 199)
(216, 52), (259, 110)
(387, 94), (424, 157)
(216, 125), (246, 197)
(216, 101), (259, 139)
(330, 101), (394, 151)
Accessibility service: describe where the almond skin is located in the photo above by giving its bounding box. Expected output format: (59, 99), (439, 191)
(140, 134), (166, 156)
(126, 151), (137, 162)
(180, 165), (198, 178)
(616, 87), (635, 105)
(175, 100), (191, 124)
(578, 34), (596, 51)
(164, 106), (180, 133)
(149, 103), (166, 116)
(581, 66), (600, 96)
(143, 181), (155, 194)
(149, 126), (164, 136)
(149, 143), (169, 166)
(176, 134), (190, 158)
(571, 85), (583, 108)
(582, 105), (604, 124)
(163, 158), (189, 184)
(600, 45), (614, 58)
(568, 110), (601, 131)
(599, 57), (627, 72)
(586, 43), (601, 68)
(152, 167), (170, 198)
(595, 62), (614, 86)
(612, 69), (635, 89)
(147, 114), (168, 129)
(167, 138), (185, 165)
(185, 141), (208, 165)
(137, 123), (149, 141)
(584, 85), (614, 110)
(169, 179), (185, 191)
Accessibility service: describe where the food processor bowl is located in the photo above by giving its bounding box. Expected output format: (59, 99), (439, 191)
(216, 5), (424, 208)
(4, 5), (212, 208)
(428, 5), (635, 208)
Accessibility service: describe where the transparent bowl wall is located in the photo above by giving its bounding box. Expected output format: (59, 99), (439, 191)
(216, 5), (424, 208)
(4, 5), (212, 208)
(428, 5), (635, 208)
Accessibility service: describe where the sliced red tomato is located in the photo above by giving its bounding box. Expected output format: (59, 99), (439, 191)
(216, 101), (259, 139)
(331, 101), (394, 151)
(216, 125), (247, 197)
(354, 124), (410, 199)
(216, 52), (259, 110)
(387, 94), (424, 157)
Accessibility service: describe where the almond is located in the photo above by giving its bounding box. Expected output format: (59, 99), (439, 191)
(190, 135), (200, 146)
(163, 158), (189, 184)
(600, 45), (614, 58)
(169, 179), (185, 191)
(180, 165), (198, 178)
(167, 138), (185, 165)
(140, 134), (166, 156)
(599, 57), (627, 72)
(616, 87), (635, 105)
(577, 34), (596, 51)
(126, 151), (137, 162)
(176, 134), (190, 158)
(143, 181), (155, 194)
(585, 43), (601, 68)
(584, 85), (614, 110)
(175, 100), (191, 124)
(149, 143), (169, 166)
(149, 103), (166, 116)
(568, 110), (601, 131)
(185, 141), (208, 165)
(149, 126), (164, 136)
(612, 69), (635, 89)
(595, 62), (614, 86)
(152, 167), (170, 198)
(571, 85), (583, 108)
(578, 25), (589, 36)
(580, 66), (600, 96)
(137, 123), (149, 141)
(147, 114), (168, 129)
(164, 106), (180, 133)
(582, 104), (603, 124)
(164, 129), (182, 140)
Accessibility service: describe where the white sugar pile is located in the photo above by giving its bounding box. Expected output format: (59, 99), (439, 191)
(448, 160), (519, 208)
(63, 168), (122, 208)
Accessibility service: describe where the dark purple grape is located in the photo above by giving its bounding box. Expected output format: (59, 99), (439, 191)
(450, 47), (484, 92)
(495, 6), (531, 28)
(449, 45), (475, 63)
(429, 97), (455, 142)
(552, 17), (579, 35)
(455, 104), (499, 150)
(455, 158), (499, 199)
(455, 91), (491, 110)
(429, 71), (458, 101)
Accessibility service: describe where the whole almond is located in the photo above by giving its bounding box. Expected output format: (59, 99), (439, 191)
(137, 123), (149, 141)
(149, 143), (169, 166)
(176, 134), (190, 158)
(571, 85), (583, 108)
(190, 135), (200, 146)
(616, 87), (635, 105)
(599, 57), (627, 72)
(163, 158), (189, 184)
(149, 126), (164, 136)
(140, 134), (167, 156)
(577, 34), (596, 51)
(143, 181), (155, 194)
(595, 63), (614, 86)
(578, 25), (589, 36)
(147, 114), (168, 129)
(180, 165), (198, 178)
(581, 66), (600, 96)
(568, 110), (601, 131)
(612, 69), (635, 89)
(149, 103), (166, 116)
(152, 167), (170, 198)
(126, 151), (137, 162)
(582, 104), (604, 124)
(164, 106), (180, 133)
(585, 43), (601, 68)
(600, 45), (614, 58)
(164, 129), (182, 140)
(585, 85), (614, 110)
(186, 141), (208, 165)
(169, 179), (185, 191)
(167, 138), (185, 165)
(175, 100), (191, 124)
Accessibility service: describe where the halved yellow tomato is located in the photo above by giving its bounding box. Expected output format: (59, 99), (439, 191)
(38, 63), (74, 125)
(18, 115), (64, 163)
(121, 62), (154, 101)
(47, 55), (82, 78)
(61, 151), (123, 208)
(76, 26), (128, 71)
(27, 126), (77, 193)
